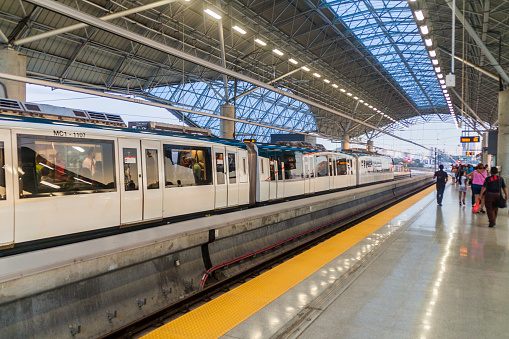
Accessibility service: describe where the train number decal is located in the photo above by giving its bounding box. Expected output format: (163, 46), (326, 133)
(53, 130), (86, 138)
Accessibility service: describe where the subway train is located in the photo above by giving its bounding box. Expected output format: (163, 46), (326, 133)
(0, 99), (393, 250)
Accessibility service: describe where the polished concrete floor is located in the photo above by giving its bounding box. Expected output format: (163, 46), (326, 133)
(223, 184), (509, 339)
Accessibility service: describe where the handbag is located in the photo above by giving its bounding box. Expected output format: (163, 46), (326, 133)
(498, 177), (507, 208)
(472, 201), (480, 214)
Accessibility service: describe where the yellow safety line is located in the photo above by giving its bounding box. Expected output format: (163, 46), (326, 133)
(142, 185), (436, 339)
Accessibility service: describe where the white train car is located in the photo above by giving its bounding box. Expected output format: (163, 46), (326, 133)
(251, 144), (358, 203)
(0, 101), (250, 248)
(356, 154), (394, 185)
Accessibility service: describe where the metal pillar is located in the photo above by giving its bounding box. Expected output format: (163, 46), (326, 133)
(0, 48), (26, 101)
(342, 134), (350, 151)
(497, 90), (509, 182)
(482, 132), (489, 166)
(220, 104), (235, 139)
(367, 140), (374, 152)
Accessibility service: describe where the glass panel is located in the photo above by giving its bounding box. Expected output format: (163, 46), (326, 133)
(337, 158), (347, 175)
(123, 148), (139, 191)
(216, 152), (225, 185)
(329, 158), (334, 176)
(283, 152), (303, 180)
(0, 142), (5, 200)
(276, 156), (283, 180)
(164, 145), (212, 187)
(243, 158), (247, 175)
(145, 149), (159, 189)
(269, 155), (275, 181)
(17, 135), (116, 198)
(315, 155), (328, 177)
(228, 153), (236, 184)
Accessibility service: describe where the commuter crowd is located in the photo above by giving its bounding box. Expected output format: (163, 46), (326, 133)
(434, 163), (508, 227)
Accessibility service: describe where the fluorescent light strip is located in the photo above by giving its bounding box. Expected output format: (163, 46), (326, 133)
(204, 9), (221, 19)
(415, 10), (425, 21)
(420, 25), (429, 35)
(289, 58), (298, 65)
(324, 79), (330, 83)
(232, 25), (246, 35)
(301, 66), (310, 71)
(313, 73), (321, 78)
(254, 38), (267, 46)
(273, 49), (284, 56)
(425, 38), (433, 46)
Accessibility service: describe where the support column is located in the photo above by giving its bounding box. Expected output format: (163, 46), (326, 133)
(367, 140), (374, 152)
(481, 132), (489, 166)
(0, 48), (26, 101)
(342, 134), (350, 151)
(498, 90), (509, 182)
(220, 104), (235, 139)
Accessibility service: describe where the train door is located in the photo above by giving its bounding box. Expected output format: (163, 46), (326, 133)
(0, 129), (14, 246)
(214, 146), (227, 209)
(119, 138), (143, 224)
(328, 156), (335, 189)
(269, 153), (277, 200)
(275, 151), (284, 199)
(226, 148), (239, 206)
(141, 140), (163, 221)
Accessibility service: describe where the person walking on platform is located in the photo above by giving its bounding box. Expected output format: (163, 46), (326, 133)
(468, 163), (488, 213)
(458, 170), (467, 206)
(433, 164), (448, 206)
(478, 167), (508, 227)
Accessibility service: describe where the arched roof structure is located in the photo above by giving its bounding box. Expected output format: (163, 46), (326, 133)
(0, 0), (507, 141)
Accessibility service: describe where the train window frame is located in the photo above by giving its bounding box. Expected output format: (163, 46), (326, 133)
(215, 152), (225, 185)
(163, 144), (212, 188)
(145, 149), (159, 190)
(0, 142), (5, 200)
(228, 152), (237, 184)
(283, 152), (304, 181)
(123, 148), (139, 191)
(17, 134), (117, 199)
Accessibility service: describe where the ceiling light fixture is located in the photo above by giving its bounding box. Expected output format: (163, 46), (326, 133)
(313, 73), (321, 78)
(204, 9), (222, 19)
(324, 79), (330, 83)
(429, 50), (436, 57)
(289, 58), (298, 65)
(414, 10), (425, 21)
(301, 66), (310, 71)
(420, 26), (429, 35)
(254, 38), (267, 46)
(232, 25), (246, 35)
(273, 49), (284, 56)
(432, 59), (438, 65)
(425, 38), (433, 47)
(332, 84), (338, 88)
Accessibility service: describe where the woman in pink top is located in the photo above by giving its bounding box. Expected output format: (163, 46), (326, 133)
(467, 163), (488, 213)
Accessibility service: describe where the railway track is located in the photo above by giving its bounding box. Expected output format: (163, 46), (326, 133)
(100, 178), (434, 339)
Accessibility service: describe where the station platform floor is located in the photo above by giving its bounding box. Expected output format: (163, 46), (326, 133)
(141, 182), (509, 339)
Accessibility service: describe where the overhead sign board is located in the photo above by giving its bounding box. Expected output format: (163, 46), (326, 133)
(466, 152), (475, 155)
(460, 136), (480, 143)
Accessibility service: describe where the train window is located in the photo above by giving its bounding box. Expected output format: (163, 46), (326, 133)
(283, 152), (303, 180)
(123, 148), (139, 191)
(17, 135), (116, 198)
(163, 145), (212, 187)
(261, 158), (265, 174)
(145, 149), (159, 189)
(337, 158), (347, 175)
(276, 156), (283, 180)
(228, 153), (236, 184)
(243, 158), (246, 175)
(0, 142), (5, 200)
(315, 155), (328, 177)
(269, 156), (275, 181)
(216, 153), (225, 185)
(329, 158), (334, 176)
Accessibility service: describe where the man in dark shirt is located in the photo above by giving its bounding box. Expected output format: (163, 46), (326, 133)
(479, 167), (508, 227)
(433, 164), (448, 206)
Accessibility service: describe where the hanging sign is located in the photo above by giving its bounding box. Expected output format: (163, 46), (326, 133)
(460, 136), (480, 143)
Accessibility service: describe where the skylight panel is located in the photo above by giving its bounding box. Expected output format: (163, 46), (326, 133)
(325, 0), (445, 109)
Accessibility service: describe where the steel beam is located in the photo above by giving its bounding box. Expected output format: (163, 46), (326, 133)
(445, 0), (509, 84)
(231, 68), (301, 102)
(450, 88), (490, 130)
(439, 47), (498, 80)
(23, 0), (433, 151)
(13, 0), (177, 46)
(0, 29), (8, 44)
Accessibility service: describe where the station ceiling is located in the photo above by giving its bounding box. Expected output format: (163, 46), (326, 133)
(0, 0), (507, 142)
